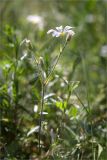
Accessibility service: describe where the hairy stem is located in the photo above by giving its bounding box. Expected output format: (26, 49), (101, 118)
(38, 40), (68, 154)
(14, 42), (19, 124)
(44, 41), (67, 86)
(39, 82), (45, 154)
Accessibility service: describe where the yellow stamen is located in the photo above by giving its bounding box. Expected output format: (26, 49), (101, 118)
(60, 32), (65, 36)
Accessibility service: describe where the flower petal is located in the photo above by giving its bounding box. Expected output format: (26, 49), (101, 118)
(56, 26), (63, 32)
(52, 31), (61, 37)
(66, 30), (75, 36)
(64, 26), (74, 32)
(47, 29), (55, 34)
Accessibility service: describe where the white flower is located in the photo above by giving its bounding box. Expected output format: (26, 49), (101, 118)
(26, 15), (44, 30)
(47, 26), (75, 39)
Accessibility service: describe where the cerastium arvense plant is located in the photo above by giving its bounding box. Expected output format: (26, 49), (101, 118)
(27, 25), (75, 154)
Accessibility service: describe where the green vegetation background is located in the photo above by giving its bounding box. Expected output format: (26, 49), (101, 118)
(0, 0), (107, 159)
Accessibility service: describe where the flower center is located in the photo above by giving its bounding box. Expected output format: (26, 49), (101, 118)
(60, 32), (65, 36)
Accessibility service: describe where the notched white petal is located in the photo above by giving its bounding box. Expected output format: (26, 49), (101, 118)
(69, 30), (75, 36)
(64, 26), (75, 32)
(56, 26), (63, 32)
(47, 29), (55, 34)
(66, 30), (75, 41)
(65, 30), (75, 36)
(52, 31), (60, 37)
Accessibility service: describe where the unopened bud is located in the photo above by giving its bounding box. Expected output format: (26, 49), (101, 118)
(38, 56), (44, 66)
(25, 39), (33, 50)
(20, 38), (30, 46)
(25, 39), (30, 44)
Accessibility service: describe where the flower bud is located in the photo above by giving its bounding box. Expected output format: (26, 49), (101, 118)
(38, 56), (44, 68)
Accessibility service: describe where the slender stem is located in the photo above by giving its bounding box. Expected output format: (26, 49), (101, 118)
(39, 82), (45, 154)
(80, 52), (94, 159)
(104, 5), (107, 150)
(14, 43), (19, 124)
(38, 40), (67, 154)
(33, 54), (45, 154)
(74, 91), (89, 114)
(44, 41), (67, 86)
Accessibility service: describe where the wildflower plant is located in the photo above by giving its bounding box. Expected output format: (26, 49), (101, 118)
(1, 2), (107, 159)
(36, 25), (75, 153)
(25, 25), (75, 155)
